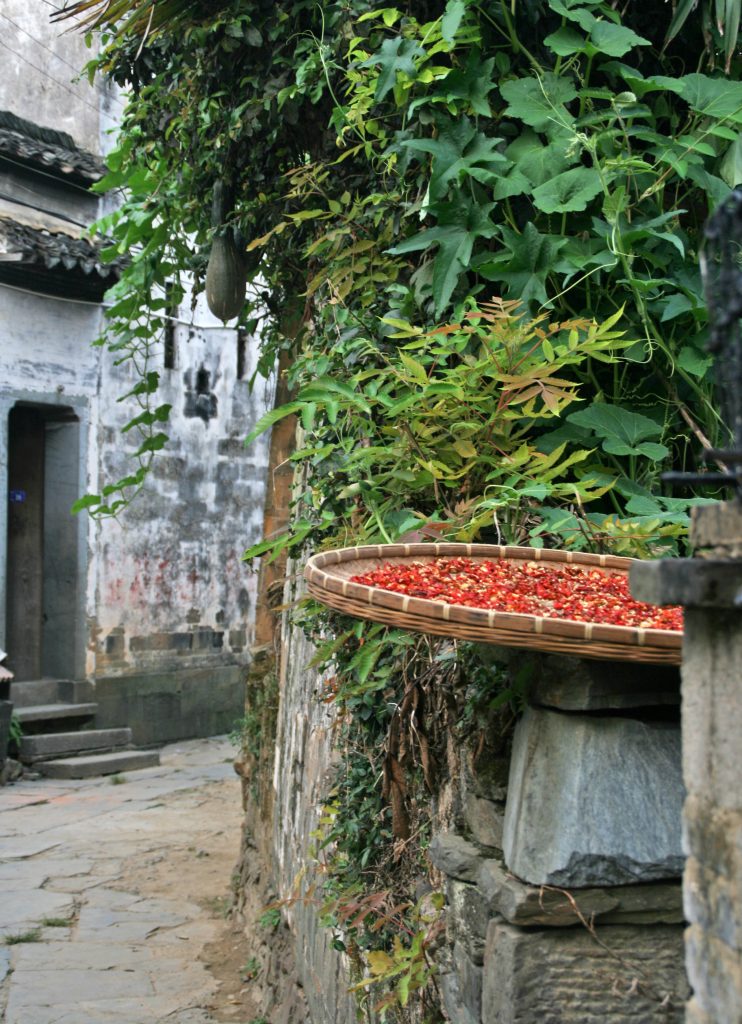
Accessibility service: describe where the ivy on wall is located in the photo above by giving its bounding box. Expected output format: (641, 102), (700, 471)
(63, 0), (740, 1015)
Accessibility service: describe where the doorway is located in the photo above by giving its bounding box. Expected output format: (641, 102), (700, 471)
(5, 403), (81, 681)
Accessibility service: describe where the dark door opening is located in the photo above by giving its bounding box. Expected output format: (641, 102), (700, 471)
(6, 403), (80, 681)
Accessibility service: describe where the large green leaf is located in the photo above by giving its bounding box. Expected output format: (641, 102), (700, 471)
(544, 27), (587, 56)
(567, 403), (669, 458)
(589, 21), (650, 57)
(547, 0), (598, 32)
(402, 118), (508, 200)
(720, 134), (742, 187)
(389, 191), (497, 315)
(677, 346), (713, 377)
(360, 37), (426, 101)
(441, 0), (466, 42)
(500, 73), (577, 136)
(504, 131), (575, 187)
(475, 222), (567, 308)
(532, 167), (604, 213)
(652, 73), (742, 122)
(437, 52), (496, 117)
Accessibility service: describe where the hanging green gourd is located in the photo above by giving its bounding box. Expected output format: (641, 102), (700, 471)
(205, 179), (247, 322)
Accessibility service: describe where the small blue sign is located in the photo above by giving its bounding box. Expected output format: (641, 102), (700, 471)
(9, 490), (26, 503)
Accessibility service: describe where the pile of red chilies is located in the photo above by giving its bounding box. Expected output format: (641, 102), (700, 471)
(350, 557), (683, 631)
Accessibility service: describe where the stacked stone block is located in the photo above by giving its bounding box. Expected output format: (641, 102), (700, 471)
(434, 652), (689, 1023)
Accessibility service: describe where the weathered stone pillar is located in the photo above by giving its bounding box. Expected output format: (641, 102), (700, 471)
(631, 501), (742, 1024)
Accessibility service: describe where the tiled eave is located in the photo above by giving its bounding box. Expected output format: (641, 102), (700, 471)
(0, 112), (105, 186)
(0, 202), (122, 302)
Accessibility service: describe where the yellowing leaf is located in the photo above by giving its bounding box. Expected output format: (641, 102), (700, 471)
(453, 438), (477, 458)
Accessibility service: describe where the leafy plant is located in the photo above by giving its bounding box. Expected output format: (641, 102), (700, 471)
(258, 907), (282, 930)
(63, 0), (738, 1014)
(8, 713), (22, 747)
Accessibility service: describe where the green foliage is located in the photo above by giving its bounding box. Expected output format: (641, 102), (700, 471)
(349, 895), (445, 1011)
(74, 0), (740, 1013)
(5, 928), (42, 945)
(8, 713), (22, 747)
(258, 907), (282, 930)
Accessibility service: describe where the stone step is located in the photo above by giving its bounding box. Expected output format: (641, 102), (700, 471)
(37, 749), (160, 779)
(10, 678), (94, 708)
(15, 702), (98, 725)
(19, 727), (132, 763)
(10, 678), (62, 707)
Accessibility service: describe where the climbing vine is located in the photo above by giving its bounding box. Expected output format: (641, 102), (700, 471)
(64, 0), (741, 1015)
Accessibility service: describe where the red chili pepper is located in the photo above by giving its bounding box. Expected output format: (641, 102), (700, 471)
(350, 557), (683, 632)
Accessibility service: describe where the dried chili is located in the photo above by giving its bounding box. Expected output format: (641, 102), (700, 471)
(350, 557), (682, 631)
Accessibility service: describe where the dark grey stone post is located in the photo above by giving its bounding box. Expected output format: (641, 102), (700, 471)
(631, 501), (742, 1024)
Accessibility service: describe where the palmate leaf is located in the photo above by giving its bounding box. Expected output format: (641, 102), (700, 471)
(503, 132), (575, 188)
(475, 222), (568, 308)
(438, 52), (496, 117)
(388, 191), (497, 315)
(652, 73), (742, 122)
(401, 117), (508, 200)
(544, 27), (587, 56)
(359, 37), (426, 101)
(532, 167), (603, 214)
(589, 21), (651, 57)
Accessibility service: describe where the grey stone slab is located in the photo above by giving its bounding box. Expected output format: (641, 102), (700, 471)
(447, 880), (492, 963)
(691, 500), (742, 552)
(37, 749), (160, 778)
(525, 653), (680, 710)
(0, 945), (11, 984)
(630, 556), (742, 609)
(4, 995), (192, 1024)
(476, 856), (683, 927)
(482, 921), (688, 1023)
(477, 857), (618, 927)
(0, 890), (75, 935)
(15, 702), (97, 724)
(0, 859), (89, 888)
(6, 968), (153, 1007)
(502, 707), (684, 886)
(74, 910), (188, 943)
(440, 966), (480, 1024)
(0, 838), (61, 860)
(453, 939), (483, 1021)
(10, 942), (153, 972)
(685, 922), (742, 1023)
(429, 833), (486, 882)
(19, 728), (131, 762)
(464, 793), (504, 849)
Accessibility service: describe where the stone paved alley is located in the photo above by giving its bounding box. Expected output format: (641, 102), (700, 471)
(0, 737), (254, 1024)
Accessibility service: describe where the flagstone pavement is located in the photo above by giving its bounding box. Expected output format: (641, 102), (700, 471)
(0, 736), (244, 1024)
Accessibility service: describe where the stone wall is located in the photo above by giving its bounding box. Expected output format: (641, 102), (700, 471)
(270, 572), (358, 1024)
(430, 651), (689, 1024)
(87, 292), (272, 741)
(258, 605), (691, 1023)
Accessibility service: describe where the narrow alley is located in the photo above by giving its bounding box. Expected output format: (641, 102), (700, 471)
(0, 737), (257, 1024)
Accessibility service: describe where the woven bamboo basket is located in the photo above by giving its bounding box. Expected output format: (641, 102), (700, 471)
(303, 543), (682, 665)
